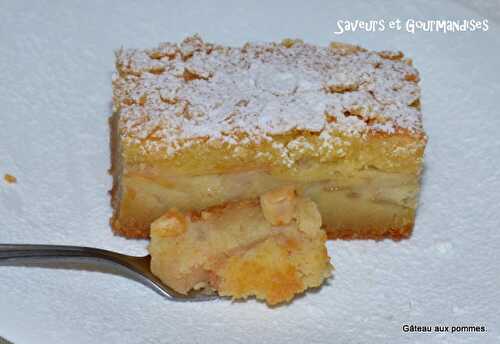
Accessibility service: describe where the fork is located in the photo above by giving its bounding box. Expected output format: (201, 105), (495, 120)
(0, 244), (216, 301)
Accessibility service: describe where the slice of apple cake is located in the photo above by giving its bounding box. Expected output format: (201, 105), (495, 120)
(110, 35), (427, 239)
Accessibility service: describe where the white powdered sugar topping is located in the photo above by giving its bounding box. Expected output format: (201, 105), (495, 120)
(113, 35), (424, 157)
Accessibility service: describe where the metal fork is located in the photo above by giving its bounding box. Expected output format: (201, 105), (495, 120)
(0, 244), (216, 301)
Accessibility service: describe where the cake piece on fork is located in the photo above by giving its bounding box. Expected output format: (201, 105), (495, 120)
(148, 187), (332, 305)
(110, 35), (427, 239)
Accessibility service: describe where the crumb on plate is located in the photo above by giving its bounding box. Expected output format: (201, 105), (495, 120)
(4, 174), (17, 184)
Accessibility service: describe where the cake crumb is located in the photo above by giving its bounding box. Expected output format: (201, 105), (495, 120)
(4, 174), (17, 184)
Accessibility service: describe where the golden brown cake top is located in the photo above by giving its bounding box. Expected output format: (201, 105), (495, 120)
(113, 35), (425, 168)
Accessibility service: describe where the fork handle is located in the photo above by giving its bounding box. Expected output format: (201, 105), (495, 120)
(0, 243), (124, 262)
(0, 244), (213, 301)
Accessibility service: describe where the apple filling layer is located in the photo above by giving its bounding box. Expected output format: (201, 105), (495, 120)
(113, 165), (419, 239)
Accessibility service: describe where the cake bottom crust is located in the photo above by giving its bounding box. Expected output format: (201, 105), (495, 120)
(111, 168), (420, 240)
(115, 221), (413, 241)
(325, 224), (413, 241)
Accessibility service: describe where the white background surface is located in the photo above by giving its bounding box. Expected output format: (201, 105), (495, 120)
(1, 0), (499, 343)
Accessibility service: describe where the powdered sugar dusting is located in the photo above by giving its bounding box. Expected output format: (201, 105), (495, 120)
(113, 35), (424, 159)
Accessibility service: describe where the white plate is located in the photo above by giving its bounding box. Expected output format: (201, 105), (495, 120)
(1, 1), (499, 343)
